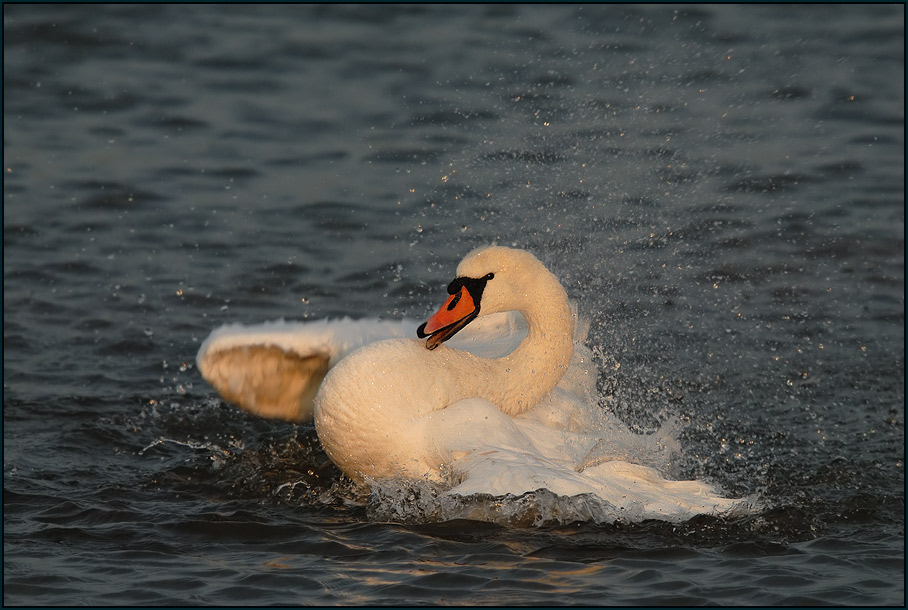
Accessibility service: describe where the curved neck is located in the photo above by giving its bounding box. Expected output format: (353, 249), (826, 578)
(483, 275), (575, 416)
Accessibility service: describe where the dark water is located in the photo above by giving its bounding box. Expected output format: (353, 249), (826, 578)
(3, 4), (904, 606)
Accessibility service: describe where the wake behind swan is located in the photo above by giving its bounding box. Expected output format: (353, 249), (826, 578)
(197, 246), (751, 522)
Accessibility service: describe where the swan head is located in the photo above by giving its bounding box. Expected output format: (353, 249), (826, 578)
(416, 246), (560, 350)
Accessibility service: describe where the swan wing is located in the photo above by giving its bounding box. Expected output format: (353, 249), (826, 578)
(420, 399), (743, 522)
(447, 418), (744, 522)
(449, 449), (743, 522)
(196, 311), (532, 422)
(196, 318), (418, 422)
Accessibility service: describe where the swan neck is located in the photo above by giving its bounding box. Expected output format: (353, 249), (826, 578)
(490, 274), (574, 415)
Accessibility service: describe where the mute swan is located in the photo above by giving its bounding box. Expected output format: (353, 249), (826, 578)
(314, 246), (576, 482)
(197, 246), (747, 520)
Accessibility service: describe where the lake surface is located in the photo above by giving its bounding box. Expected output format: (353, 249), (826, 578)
(3, 3), (904, 605)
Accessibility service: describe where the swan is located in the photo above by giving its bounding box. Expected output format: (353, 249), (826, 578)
(197, 246), (748, 521)
(314, 246), (574, 483)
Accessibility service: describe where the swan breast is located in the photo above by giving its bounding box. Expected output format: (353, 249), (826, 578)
(313, 338), (488, 481)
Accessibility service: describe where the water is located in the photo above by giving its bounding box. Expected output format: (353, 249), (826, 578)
(3, 3), (904, 605)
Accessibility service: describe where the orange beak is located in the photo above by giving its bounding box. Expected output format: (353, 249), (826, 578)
(416, 285), (479, 350)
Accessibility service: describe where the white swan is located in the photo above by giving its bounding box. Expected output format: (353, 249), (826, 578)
(197, 246), (748, 521)
(313, 246), (575, 481)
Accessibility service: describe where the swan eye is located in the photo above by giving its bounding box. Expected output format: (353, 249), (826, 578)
(484, 273), (494, 281)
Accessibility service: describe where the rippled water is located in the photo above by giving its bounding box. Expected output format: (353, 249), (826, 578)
(3, 4), (904, 606)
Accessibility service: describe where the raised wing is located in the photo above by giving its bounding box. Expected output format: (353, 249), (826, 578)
(196, 318), (418, 422)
